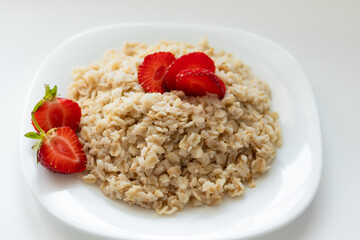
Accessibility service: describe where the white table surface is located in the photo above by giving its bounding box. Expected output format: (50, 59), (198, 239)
(1, 0), (359, 239)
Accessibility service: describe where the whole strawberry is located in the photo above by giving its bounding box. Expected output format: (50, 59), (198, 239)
(31, 84), (81, 133)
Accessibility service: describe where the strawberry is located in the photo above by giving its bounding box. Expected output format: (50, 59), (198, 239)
(26, 84), (86, 174)
(175, 68), (226, 99)
(164, 52), (216, 91)
(25, 126), (87, 174)
(137, 52), (176, 93)
(31, 84), (81, 133)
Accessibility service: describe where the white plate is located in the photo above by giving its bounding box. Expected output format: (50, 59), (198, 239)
(20, 23), (322, 240)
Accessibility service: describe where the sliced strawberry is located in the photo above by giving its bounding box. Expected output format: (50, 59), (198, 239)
(164, 52), (215, 91)
(137, 52), (175, 93)
(26, 126), (87, 174)
(31, 85), (81, 133)
(32, 98), (81, 133)
(176, 68), (226, 99)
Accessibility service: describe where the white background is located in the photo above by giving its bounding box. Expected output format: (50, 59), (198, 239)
(1, 0), (359, 239)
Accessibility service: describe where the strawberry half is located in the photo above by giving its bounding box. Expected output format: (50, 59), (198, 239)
(176, 68), (226, 99)
(137, 52), (176, 93)
(31, 85), (81, 133)
(164, 52), (216, 91)
(25, 127), (87, 174)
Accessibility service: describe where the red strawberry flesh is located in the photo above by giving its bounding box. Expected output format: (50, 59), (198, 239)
(37, 127), (86, 174)
(164, 52), (216, 91)
(176, 68), (226, 99)
(137, 52), (175, 93)
(32, 97), (81, 133)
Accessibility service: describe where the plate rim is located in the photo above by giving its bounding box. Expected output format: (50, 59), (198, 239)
(20, 22), (323, 240)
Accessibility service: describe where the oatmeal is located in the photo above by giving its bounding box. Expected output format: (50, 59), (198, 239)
(68, 39), (282, 215)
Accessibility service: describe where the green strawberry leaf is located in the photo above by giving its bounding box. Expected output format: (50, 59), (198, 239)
(31, 140), (42, 152)
(24, 132), (42, 139)
(43, 84), (57, 100)
(44, 84), (51, 96)
(50, 85), (57, 96)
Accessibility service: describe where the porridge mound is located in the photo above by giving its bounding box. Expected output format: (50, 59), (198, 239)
(68, 39), (282, 215)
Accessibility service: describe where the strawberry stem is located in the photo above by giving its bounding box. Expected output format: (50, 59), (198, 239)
(30, 84), (58, 133)
(31, 111), (45, 134)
